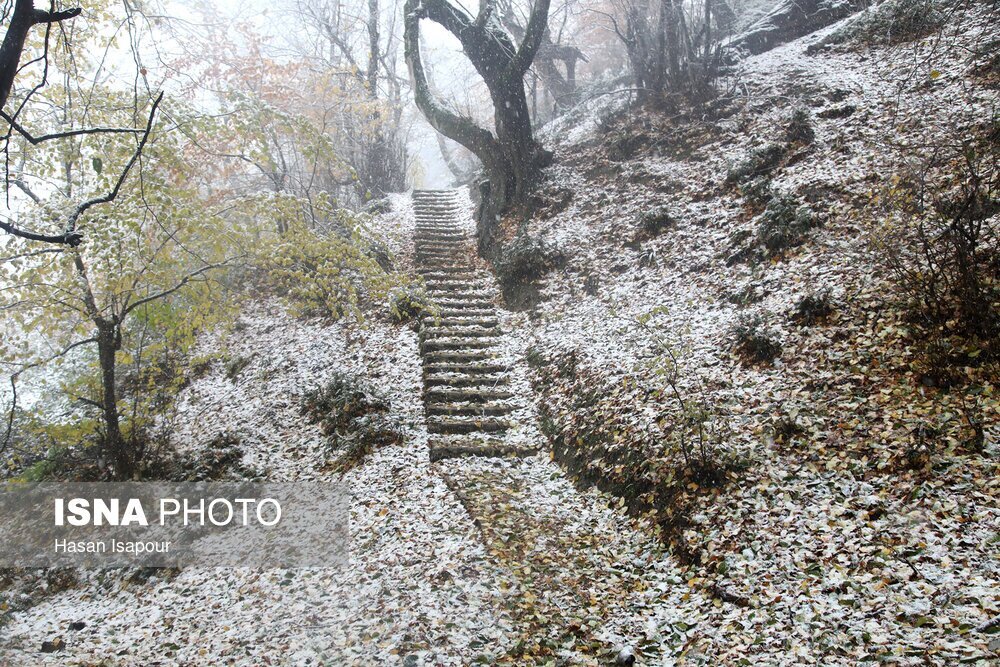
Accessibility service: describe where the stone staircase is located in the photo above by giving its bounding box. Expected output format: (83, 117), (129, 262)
(412, 189), (538, 462)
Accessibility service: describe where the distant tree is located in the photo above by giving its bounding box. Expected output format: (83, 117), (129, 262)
(404, 0), (553, 246)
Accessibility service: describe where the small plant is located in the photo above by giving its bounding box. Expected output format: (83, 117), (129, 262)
(525, 345), (548, 369)
(791, 290), (835, 325)
(738, 177), (773, 209)
(224, 355), (252, 382)
(785, 108), (815, 145)
(301, 373), (402, 471)
(389, 285), (434, 324)
(301, 372), (389, 435)
(639, 206), (676, 237)
(756, 195), (816, 255)
(732, 313), (782, 364)
(725, 143), (787, 187)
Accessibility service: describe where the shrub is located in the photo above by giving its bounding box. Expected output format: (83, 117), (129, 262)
(791, 290), (835, 325)
(738, 177), (773, 209)
(301, 373), (402, 470)
(757, 195), (816, 255)
(639, 206), (676, 237)
(732, 313), (782, 364)
(869, 121), (1000, 342)
(496, 235), (557, 288)
(256, 220), (396, 321)
(224, 355), (252, 382)
(725, 143), (787, 186)
(389, 285), (435, 324)
(785, 108), (815, 145)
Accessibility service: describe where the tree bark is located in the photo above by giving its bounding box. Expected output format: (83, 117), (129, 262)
(0, 0), (81, 111)
(404, 0), (552, 250)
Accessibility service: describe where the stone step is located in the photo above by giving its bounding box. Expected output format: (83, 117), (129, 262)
(432, 317), (498, 327)
(415, 254), (462, 263)
(425, 387), (514, 403)
(422, 349), (494, 363)
(427, 416), (511, 435)
(429, 438), (539, 462)
(419, 265), (470, 273)
(423, 362), (507, 375)
(420, 338), (494, 353)
(437, 309), (495, 318)
(420, 326), (499, 339)
(432, 301), (494, 310)
(416, 236), (462, 242)
(427, 291), (492, 303)
(424, 281), (479, 291)
(425, 402), (513, 417)
(423, 374), (508, 388)
(417, 267), (477, 275)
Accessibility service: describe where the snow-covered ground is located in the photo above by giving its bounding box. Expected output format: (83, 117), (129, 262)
(2, 4), (998, 665)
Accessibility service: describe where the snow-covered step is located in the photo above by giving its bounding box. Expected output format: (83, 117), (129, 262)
(429, 437), (538, 462)
(425, 402), (513, 417)
(423, 374), (508, 388)
(423, 362), (507, 375)
(419, 338), (495, 353)
(427, 416), (510, 435)
(420, 326), (499, 339)
(432, 316), (498, 327)
(424, 387), (514, 403)
(422, 349), (495, 364)
(424, 281), (479, 291)
(437, 309), (495, 318)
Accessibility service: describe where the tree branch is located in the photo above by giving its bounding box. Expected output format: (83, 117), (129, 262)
(122, 258), (234, 317)
(509, 0), (552, 76)
(65, 90), (163, 237)
(1, 109), (145, 145)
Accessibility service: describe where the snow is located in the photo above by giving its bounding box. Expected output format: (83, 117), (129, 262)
(3, 4), (999, 664)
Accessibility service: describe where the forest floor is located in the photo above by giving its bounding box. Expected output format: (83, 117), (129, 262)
(2, 2), (999, 666)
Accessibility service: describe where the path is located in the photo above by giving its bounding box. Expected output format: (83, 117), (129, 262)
(413, 189), (539, 462)
(409, 190), (698, 665)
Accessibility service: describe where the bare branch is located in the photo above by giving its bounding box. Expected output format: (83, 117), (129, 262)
(65, 91), (164, 237)
(1, 109), (145, 145)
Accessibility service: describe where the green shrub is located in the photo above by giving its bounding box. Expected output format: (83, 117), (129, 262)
(725, 143), (787, 187)
(786, 108), (815, 145)
(224, 355), (252, 382)
(301, 373), (402, 470)
(639, 206), (676, 236)
(757, 195), (816, 255)
(738, 177), (773, 209)
(732, 313), (782, 364)
(389, 285), (435, 324)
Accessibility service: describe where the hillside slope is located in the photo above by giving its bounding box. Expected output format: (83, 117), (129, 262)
(497, 1), (999, 663)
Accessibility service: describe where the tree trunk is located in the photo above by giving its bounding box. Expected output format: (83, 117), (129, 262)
(404, 0), (552, 252)
(96, 320), (131, 478)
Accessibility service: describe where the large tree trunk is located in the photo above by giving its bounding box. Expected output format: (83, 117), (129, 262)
(404, 0), (552, 252)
